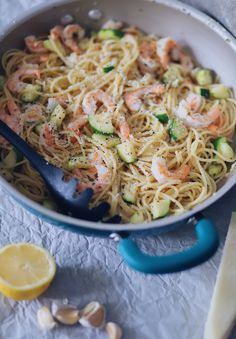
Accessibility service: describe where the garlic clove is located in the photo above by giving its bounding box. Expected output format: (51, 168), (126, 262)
(106, 322), (122, 339)
(51, 299), (69, 316)
(79, 301), (106, 329)
(51, 300), (80, 325)
(37, 306), (57, 331)
(54, 308), (80, 325)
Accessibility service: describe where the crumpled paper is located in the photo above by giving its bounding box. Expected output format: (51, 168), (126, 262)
(0, 0), (236, 338)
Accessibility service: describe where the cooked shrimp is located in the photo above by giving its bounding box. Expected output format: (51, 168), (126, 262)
(82, 89), (115, 115)
(76, 152), (110, 193)
(92, 152), (110, 189)
(95, 164), (110, 185)
(102, 20), (123, 29)
(50, 25), (64, 40)
(25, 35), (48, 54)
(62, 24), (85, 53)
(171, 48), (194, 73)
(22, 104), (43, 123)
(118, 115), (130, 139)
(175, 92), (220, 128)
(151, 156), (190, 184)
(0, 111), (18, 144)
(54, 95), (69, 108)
(179, 51), (194, 73)
(7, 65), (40, 93)
(41, 124), (55, 147)
(124, 84), (165, 112)
(32, 54), (50, 64)
(7, 100), (21, 117)
(67, 115), (88, 131)
(138, 41), (159, 75)
(0, 100), (21, 136)
(156, 37), (177, 69)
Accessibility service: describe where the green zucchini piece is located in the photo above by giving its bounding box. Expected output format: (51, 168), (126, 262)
(130, 211), (144, 224)
(20, 84), (41, 103)
(207, 164), (222, 177)
(43, 39), (66, 57)
(116, 141), (137, 164)
(3, 149), (17, 168)
(122, 185), (138, 204)
(67, 156), (90, 170)
(151, 200), (170, 219)
(34, 123), (43, 135)
(209, 84), (231, 99)
(97, 29), (125, 40)
(42, 199), (57, 211)
(196, 69), (213, 86)
(88, 114), (114, 135)
(0, 75), (5, 92)
(162, 64), (183, 87)
(50, 104), (66, 128)
(213, 136), (234, 161)
(3, 148), (23, 168)
(103, 66), (115, 73)
(153, 105), (169, 123)
(194, 86), (210, 98)
(92, 133), (121, 148)
(78, 38), (90, 50)
(169, 118), (188, 141)
(154, 113), (169, 123)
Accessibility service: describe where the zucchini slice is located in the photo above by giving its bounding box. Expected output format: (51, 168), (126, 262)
(97, 29), (124, 40)
(213, 136), (234, 161)
(92, 133), (121, 148)
(154, 113), (169, 123)
(67, 156), (90, 170)
(207, 164), (223, 178)
(43, 39), (66, 57)
(20, 84), (41, 103)
(122, 185), (138, 204)
(169, 118), (188, 141)
(116, 141), (137, 163)
(78, 38), (90, 50)
(151, 200), (170, 219)
(130, 211), (144, 224)
(103, 65), (115, 73)
(88, 114), (114, 135)
(34, 123), (43, 135)
(50, 104), (66, 128)
(3, 148), (23, 167)
(196, 69), (213, 86)
(209, 84), (231, 99)
(162, 64), (183, 87)
(194, 86), (210, 98)
(153, 105), (169, 123)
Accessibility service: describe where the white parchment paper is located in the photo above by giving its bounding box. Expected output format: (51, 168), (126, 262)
(0, 1), (236, 338)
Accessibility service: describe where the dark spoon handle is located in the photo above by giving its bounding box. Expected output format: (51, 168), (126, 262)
(0, 120), (48, 173)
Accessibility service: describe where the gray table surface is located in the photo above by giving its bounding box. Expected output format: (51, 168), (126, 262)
(0, 1), (236, 338)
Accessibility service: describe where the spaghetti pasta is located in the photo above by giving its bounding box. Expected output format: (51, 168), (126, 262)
(0, 21), (235, 223)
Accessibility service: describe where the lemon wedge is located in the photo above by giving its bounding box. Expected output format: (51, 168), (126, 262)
(0, 243), (56, 300)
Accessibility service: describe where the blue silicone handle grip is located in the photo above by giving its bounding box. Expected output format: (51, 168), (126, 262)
(118, 218), (219, 274)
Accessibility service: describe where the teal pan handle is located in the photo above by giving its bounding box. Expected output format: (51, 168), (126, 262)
(118, 218), (219, 274)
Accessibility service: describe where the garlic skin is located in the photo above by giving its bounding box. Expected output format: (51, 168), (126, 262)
(79, 301), (106, 329)
(37, 307), (57, 331)
(51, 301), (80, 325)
(106, 322), (122, 339)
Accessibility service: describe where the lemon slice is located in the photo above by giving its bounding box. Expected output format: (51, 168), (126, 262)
(0, 243), (56, 300)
